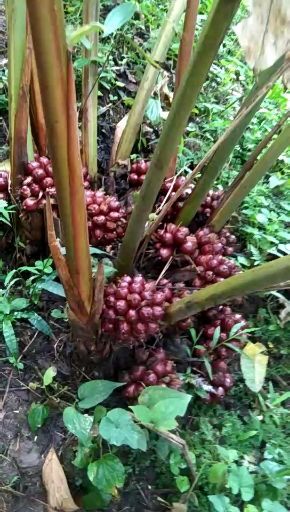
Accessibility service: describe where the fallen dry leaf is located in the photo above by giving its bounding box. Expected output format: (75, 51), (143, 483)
(42, 448), (79, 512)
(109, 113), (129, 168)
(171, 503), (187, 512)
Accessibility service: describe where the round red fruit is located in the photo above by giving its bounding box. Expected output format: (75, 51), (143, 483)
(143, 371), (158, 386)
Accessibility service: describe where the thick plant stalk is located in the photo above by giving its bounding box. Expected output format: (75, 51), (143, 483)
(209, 122), (290, 231)
(30, 39), (47, 156)
(27, 0), (92, 311)
(165, 255), (290, 323)
(167, 0), (199, 177)
(177, 54), (287, 225)
(6, 0), (33, 191)
(115, 0), (187, 163)
(116, 0), (242, 275)
(81, 0), (99, 177)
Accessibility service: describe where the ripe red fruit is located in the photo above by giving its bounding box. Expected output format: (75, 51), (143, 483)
(127, 293), (141, 308)
(147, 322), (159, 335)
(0, 176), (8, 192)
(130, 366), (146, 382)
(115, 300), (129, 315)
(22, 197), (40, 211)
(151, 361), (167, 378)
(118, 320), (131, 339)
(32, 168), (46, 183)
(139, 306), (153, 321)
(150, 348), (166, 361)
(20, 186), (31, 198)
(223, 373), (234, 390)
(123, 383), (142, 399)
(180, 240), (197, 256)
(174, 227), (190, 244)
(30, 183), (41, 196)
(152, 306), (164, 321)
(133, 322), (146, 337)
(41, 177), (54, 190)
(143, 371), (158, 386)
(212, 360), (228, 373)
(126, 309), (138, 323)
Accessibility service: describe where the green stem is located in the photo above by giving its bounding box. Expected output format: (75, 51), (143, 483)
(210, 122), (290, 232)
(115, 0), (187, 163)
(81, 0), (99, 177)
(165, 255), (290, 324)
(117, 0), (241, 275)
(177, 54), (287, 225)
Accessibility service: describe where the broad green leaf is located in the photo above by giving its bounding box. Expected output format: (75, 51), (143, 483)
(87, 454), (125, 493)
(28, 313), (53, 337)
(78, 380), (125, 409)
(241, 342), (268, 392)
(262, 499), (288, 512)
(82, 489), (111, 510)
(40, 281), (66, 297)
(150, 398), (188, 430)
(99, 408), (147, 451)
(73, 445), (92, 469)
(208, 494), (239, 512)
(228, 464), (254, 502)
(139, 386), (192, 410)
(175, 475), (190, 493)
(28, 402), (49, 432)
(229, 322), (246, 337)
(63, 407), (93, 446)
(170, 451), (186, 475)
(259, 460), (289, 489)
(93, 405), (107, 424)
(212, 326), (221, 347)
(43, 366), (57, 387)
(103, 2), (136, 37)
(10, 298), (29, 311)
(67, 22), (103, 46)
(216, 447), (239, 463)
(208, 463), (228, 486)
(2, 319), (18, 357)
(244, 506), (259, 512)
(130, 404), (152, 424)
(155, 437), (171, 460)
(0, 298), (10, 315)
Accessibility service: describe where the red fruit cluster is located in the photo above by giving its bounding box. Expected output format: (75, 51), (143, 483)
(86, 190), (127, 247)
(198, 189), (224, 218)
(154, 223), (198, 261)
(128, 160), (149, 187)
(159, 176), (193, 221)
(121, 347), (182, 399)
(101, 275), (173, 343)
(20, 156), (92, 212)
(0, 171), (9, 200)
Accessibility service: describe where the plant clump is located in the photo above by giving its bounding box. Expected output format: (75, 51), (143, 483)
(120, 347), (182, 399)
(86, 189), (128, 247)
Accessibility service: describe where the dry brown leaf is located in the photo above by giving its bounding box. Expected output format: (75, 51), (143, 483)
(171, 503), (187, 512)
(42, 448), (79, 512)
(109, 113), (129, 168)
(234, 0), (290, 85)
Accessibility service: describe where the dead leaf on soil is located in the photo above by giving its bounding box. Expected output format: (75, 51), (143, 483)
(171, 503), (187, 512)
(42, 448), (79, 512)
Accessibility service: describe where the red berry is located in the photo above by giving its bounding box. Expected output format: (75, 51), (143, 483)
(150, 361), (167, 378)
(130, 366), (146, 382)
(32, 168), (46, 183)
(143, 371), (158, 386)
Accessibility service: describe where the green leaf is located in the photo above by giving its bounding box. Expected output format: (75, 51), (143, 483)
(155, 438), (171, 461)
(203, 357), (213, 380)
(229, 322), (246, 338)
(208, 463), (228, 486)
(103, 2), (136, 37)
(150, 398), (188, 430)
(28, 313), (53, 337)
(262, 499), (288, 512)
(93, 405), (107, 424)
(10, 298), (30, 311)
(208, 494), (239, 512)
(259, 461), (289, 489)
(73, 445), (92, 469)
(40, 281), (66, 297)
(63, 407), (93, 446)
(2, 319), (18, 357)
(78, 380), (125, 409)
(99, 408), (147, 451)
(216, 447), (239, 463)
(175, 475), (190, 493)
(145, 97), (162, 125)
(244, 506), (259, 512)
(82, 489), (111, 510)
(27, 403), (49, 432)
(240, 342), (268, 393)
(67, 22), (103, 46)
(139, 386), (192, 409)
(130, 404), (152, 424)
(43, 366), (57, 387)
(271, 391), (290, 406)
(227, 464), (254, 502)
(212, 326), (221, 347)
(87, 454), (125, 493)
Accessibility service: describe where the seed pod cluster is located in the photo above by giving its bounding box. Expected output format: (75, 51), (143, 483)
(154, 223), (198, 261)
(197, 189), (224, 218)
(120, 347), (182, 399)
(0, 171), (9, 200)
(128, 160), (149, 187)
(86, 189), (127, 247)
(101, 275), (173, 343)
(194, 305), (247, 403)
(20, 156), (92, 212)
